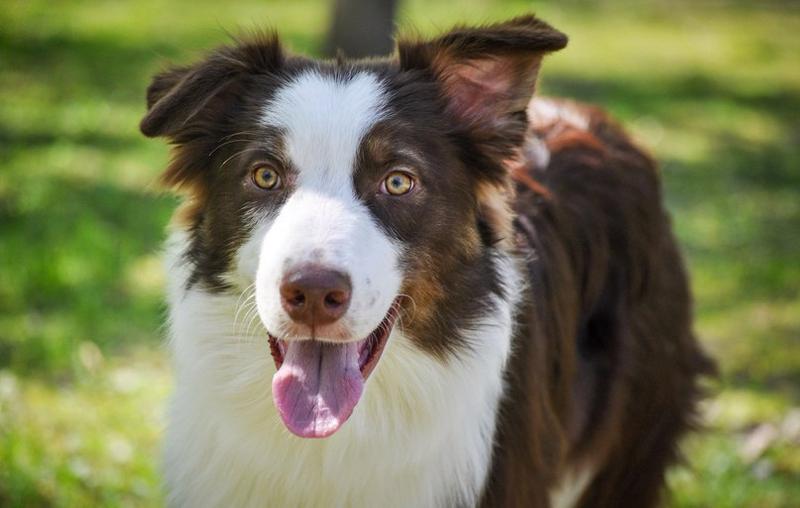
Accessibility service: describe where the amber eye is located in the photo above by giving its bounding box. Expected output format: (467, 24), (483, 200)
(382, 171), (415, 196)
(252, 165), (281, 190)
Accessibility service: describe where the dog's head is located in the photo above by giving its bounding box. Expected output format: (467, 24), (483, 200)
(143, 16), (565, 438)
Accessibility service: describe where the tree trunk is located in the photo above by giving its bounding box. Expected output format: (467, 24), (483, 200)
(326, 0), (397, 58)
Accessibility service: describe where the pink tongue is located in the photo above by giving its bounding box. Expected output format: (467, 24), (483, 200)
(272, 340), (364, 438)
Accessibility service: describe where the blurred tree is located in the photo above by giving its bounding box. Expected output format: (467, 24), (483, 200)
(326, 0), (398, 57)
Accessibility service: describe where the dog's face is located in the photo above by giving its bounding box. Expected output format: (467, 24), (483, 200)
(143, 17), (565, 438)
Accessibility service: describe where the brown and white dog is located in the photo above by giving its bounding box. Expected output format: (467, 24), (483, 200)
(141, 15), (714, 508)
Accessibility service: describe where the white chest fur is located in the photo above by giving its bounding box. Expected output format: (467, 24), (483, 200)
(162, 238), (519, 508)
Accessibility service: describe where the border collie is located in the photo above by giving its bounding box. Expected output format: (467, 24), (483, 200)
(141, 15), (714, 507)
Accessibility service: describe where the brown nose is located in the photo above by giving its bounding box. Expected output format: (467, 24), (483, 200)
(280, 266), (352, 327)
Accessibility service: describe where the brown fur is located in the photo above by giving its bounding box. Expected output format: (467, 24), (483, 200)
(141, 15), (713, 506)
(479, 101), (715, 507)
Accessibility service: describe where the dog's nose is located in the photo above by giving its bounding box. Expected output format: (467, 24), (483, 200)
(280, 266), (352, 327)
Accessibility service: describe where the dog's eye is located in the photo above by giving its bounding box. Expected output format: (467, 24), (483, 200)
(252, 165), (281, 190)
(382, 171), (415, 196)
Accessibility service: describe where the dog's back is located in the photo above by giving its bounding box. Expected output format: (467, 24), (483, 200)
(480, 98), (715, 507)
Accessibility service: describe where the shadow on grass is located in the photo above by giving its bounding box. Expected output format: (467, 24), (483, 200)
(0, 31), (181, 102)
(0, 28), (323, 104)
(0, 126), (137, 152)
(0, 174), (176, 377)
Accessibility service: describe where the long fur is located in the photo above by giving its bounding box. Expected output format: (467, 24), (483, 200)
(142, 16), (713, 508)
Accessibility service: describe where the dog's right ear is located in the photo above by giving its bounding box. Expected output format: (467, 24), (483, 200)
(140, 33), (284, 139)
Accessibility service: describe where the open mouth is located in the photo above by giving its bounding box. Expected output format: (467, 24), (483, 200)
(267, 298), (401, 438)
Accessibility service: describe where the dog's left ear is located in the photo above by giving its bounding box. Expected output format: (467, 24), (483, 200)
(399, 16), (566, 246)
(398, 15), (566, 136)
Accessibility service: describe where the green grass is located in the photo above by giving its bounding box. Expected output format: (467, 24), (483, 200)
(1, 1), (798, 506)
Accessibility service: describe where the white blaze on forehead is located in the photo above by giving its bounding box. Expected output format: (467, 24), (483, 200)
(261, 70), (388, 190)
(254, 69), (401, 343)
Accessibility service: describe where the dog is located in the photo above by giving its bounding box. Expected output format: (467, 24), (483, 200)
(141, 15), (714, 507)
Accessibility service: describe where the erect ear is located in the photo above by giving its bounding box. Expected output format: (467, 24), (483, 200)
(140, 32), (284, 139)
(398, 15), (566, 132)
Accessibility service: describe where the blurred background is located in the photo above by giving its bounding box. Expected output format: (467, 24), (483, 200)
(1, 0), (798, 506)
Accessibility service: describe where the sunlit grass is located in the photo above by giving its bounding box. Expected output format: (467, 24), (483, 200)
(1, 1), (798, 506)
(0, 351), (169, 506)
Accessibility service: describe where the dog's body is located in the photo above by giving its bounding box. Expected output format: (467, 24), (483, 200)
(143, 16), (713, 508)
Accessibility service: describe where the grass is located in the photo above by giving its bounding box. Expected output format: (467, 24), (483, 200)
(1, 0), (798, 506)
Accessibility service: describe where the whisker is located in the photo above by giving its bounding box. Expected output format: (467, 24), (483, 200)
(243, 305), (266, 339)
(221, 147), (265, 168)
(219, 130), (263, 141)
(209, 137), (260, 158)
(395, 294), (417, 324)
(237, 300), (259, 335)
(233, 284), (257, 332)
(234, 299), (258, 337)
